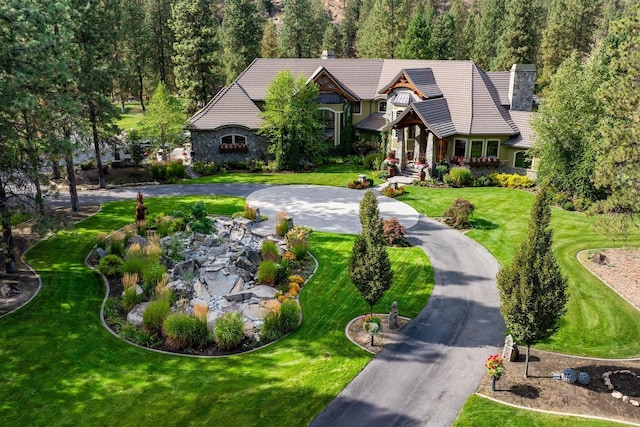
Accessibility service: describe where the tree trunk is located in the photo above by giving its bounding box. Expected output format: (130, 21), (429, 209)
(137, 64), (145, 111)
(51, 159), (62, 180)
(0, 177), (17, 273)
(90, 106), (107, 189)
(65, 153), (79, 212)
(524, 344), (531, 378)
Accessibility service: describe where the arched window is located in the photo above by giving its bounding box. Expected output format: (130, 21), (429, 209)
(514, 151), (532, 169)
(219, 134), (247, 153)
(221, 135), (246, 145)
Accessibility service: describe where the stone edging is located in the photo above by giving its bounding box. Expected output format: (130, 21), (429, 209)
(576, 249), (640, 314)
(94, 227), (320, 358)
(476, 393), (640, 427)
(603, 369), (640, 407)
(344, 314), (412, 355)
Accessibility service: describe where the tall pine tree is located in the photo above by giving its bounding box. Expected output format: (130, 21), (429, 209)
(395, 7), (434, 59)
(278, 0), (328, 58)
(356, 0), (410, 58)
(493, 0), (543, 70)
(497, 188), (568, 378)
(220, 0), (264, 84)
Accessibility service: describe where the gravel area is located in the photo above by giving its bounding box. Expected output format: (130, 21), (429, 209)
(579, 248), (640, 310)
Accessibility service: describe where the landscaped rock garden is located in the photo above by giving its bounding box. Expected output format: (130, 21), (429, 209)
(91, 202), (315, 356)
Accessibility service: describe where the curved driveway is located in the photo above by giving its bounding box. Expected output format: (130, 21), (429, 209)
(52, 183), (504, 426)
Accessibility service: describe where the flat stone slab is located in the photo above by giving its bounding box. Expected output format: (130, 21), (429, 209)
(204, 270), (240, 296)
(226, 285), (277, 302)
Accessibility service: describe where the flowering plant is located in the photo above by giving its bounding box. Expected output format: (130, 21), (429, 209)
(384, 157), (398, 167)
(362, 315), (382, 336)
(485, 354), (505, 379)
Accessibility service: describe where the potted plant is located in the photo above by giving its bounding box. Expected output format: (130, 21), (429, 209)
(485, 354), (505, 391)
(384, 156), (398, 177)
(415, 158), (429, 181)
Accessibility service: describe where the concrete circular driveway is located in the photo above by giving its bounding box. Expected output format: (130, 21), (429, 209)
(246, 185), (419, 235)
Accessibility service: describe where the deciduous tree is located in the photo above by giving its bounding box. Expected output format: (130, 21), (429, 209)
(138, 82), (187, 155)
(497, 188), (568, 378)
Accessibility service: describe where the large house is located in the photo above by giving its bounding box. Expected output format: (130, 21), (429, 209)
(189, 57), (537, 176)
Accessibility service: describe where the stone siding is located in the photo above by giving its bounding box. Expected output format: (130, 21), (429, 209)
(191, 127), (269, 163)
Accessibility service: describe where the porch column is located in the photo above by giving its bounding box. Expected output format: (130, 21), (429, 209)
(397, 127), (405, 170)
(426, 132), (435, 168)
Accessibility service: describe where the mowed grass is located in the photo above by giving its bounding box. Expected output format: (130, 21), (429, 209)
(0, 196), (433, 426)
(188, 163), (381, 187)
(115, 102), (144, 131)
(453, 394), (624, 427)
(399, 186), (640, 358)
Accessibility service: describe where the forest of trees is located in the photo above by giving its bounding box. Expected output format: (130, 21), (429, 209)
(1, 0), (639, 272)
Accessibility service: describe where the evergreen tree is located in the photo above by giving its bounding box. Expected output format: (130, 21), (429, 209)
(497, 188), (568, 378)
(144, 0), (175, 88)
(493, 0), (543, 70)
(138, 82), (187, 154)
(396, 7), (434, 59)
(261, 20), (280, 58)
(472, 0), (506, 69)
(119, 0), (151, 111)
(220, 0), (264, 84)
(170, 0), (220, 114)
(531, 52), (606, 201)
(278, 0), (329, 58)
(593, 10), (640, 230)
(322, 23), (343, 57)
(540, 0), (602, 84)
(349, 190), (394, 315)
(450, 0), (469, 59)
(430, 12), (456, 60)
(460, 7), (480, 60)
(356, 0), (410, 58)
(342, 0), (362, 57)
(258, 70), (322, 170)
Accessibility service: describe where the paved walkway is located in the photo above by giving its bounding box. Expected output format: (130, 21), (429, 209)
(51, 183), (503, 426)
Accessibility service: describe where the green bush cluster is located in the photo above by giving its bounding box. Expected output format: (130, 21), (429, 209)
(192, 161), (220, 176)
(257, 260), (278, 285)
(151, 160), (186, 182)
(261, 301), (301, 342)
(214, 312), (245, 350)
(362, 153), (384, 170)
(163, 313), (200, 349)
(448, 167), (473, 187)
(142, 299), (170, 335)
(97, 254), (125, 276)
(489, 173), (534, 188)
(188, 201), (214, 234)
(120, 323), (160, 347)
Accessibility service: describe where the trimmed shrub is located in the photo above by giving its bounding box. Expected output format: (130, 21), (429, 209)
(142, 299), (170, 334)
(475, 175), (494, 187)
(97, 254), (124, 276)
(449, 167), (473, 187)
(260, 240), (279, 262)
(214, 312), (244, 350)
(489, 173), (534, 189)
(381, 186), (405, 198)
(261, 310), (283, 342)
(163, 313), (198, 349)
(257, 260), (278, 285)
(279, 300), (300, 333)
(442, 198), (475, 229)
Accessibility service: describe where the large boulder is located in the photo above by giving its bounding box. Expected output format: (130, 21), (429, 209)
(204, 270), (242, 296)
(127, 302), (150, 327)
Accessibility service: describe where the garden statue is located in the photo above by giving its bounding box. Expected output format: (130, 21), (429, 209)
(135, 192), (148, 227)
(389, 301), (399, 329)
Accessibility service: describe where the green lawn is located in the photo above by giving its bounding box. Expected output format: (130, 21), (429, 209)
(187, 163), (381, 187)
(0, 196), (433, 426)
(453, 394), (624, 427)
(115, 102), (144, 131)
(399, 186), (640, 358)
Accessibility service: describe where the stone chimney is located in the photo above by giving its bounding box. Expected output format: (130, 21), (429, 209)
(321, 50), (335, 59)
(508, 64), (536, 112)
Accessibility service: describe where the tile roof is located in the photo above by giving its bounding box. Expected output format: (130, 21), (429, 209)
(355, 112), (387, 132)
(190, 58), (525, 138)
(503, 111), (536, 148)
(189, 83), (263, 130)
(486, 72), (511, 106)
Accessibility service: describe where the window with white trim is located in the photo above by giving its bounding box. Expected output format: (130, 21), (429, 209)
(470, 140), (483, 157)
(514, 151), (532, 169)
(486, 140), (499, 157)
(454, 139), (467, 157)
(221, 135), (246, 144)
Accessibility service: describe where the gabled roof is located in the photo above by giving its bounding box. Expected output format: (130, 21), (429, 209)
(190, 59), (526, 137)
(387, 98), (456, 138)
(309, 66), (359, 102)
(503, 111), (535, 148)
(189, 82), (262, 130)
(379, 68), (443, 99)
